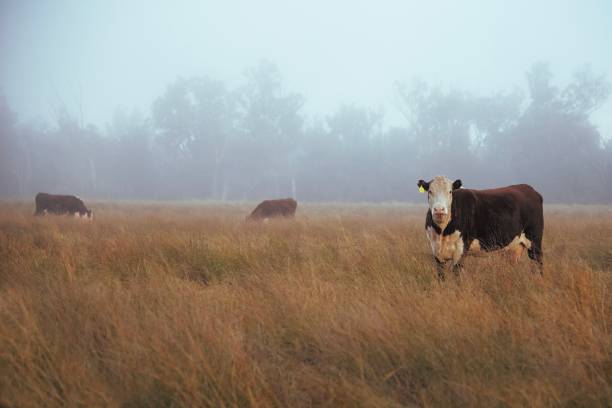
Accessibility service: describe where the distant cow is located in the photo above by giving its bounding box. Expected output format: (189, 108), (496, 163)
(417, 176), (543, 279)
(247, 198), (297, 221)
(35, 193), (93, 219)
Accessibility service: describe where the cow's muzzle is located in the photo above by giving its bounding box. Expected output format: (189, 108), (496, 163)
(433, 207), (448, 217)
(432, 209), (449, 225)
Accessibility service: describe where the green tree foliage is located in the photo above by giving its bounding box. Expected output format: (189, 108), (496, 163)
(0, 93), (20, 196)
(108, 110), (158, 198)
(498, 63), (611, 202)
(153, 77), (235, 198)
(0, 63), (610, 203)
(231, 60), (305, 199)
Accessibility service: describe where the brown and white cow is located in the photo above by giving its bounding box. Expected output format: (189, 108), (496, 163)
(417, 176), (543, 279)
(35, 193), (93, 219)
(247, 198), (297, 222)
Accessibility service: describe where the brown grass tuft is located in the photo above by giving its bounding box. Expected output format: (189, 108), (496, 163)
(0, 202), (610, 407)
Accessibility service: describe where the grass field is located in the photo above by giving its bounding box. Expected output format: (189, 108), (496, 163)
(0, 201), (610, 407)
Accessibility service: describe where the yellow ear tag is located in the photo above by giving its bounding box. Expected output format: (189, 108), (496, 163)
(418, 186), (425, 193)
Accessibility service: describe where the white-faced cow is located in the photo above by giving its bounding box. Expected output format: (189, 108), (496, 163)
(247, 198), (297, 222)
(417, 176), (543, 279)
(35, 193), (93, 219)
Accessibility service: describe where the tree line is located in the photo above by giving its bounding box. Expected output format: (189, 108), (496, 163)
(1, 61), (611, 203)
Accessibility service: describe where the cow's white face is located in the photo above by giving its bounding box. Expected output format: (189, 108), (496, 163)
(418, 176), (462, 228)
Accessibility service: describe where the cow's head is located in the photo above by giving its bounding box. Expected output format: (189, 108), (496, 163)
(86, 209), (93, 219)
(417, 176), (462, 227)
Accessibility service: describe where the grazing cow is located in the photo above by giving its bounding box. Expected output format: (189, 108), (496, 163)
(35, 193), (93, 219)
(247, 198), (297, 222)
(417, 176), (543, 279)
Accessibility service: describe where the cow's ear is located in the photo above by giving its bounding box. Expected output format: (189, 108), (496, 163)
(417, 180), (429, 192)
(452, 179), (462, 190)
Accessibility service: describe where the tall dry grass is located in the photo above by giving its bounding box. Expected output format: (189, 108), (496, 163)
(0, 201), (610, 407)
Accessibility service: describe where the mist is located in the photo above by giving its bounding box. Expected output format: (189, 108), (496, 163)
(1, 1), (612, 203)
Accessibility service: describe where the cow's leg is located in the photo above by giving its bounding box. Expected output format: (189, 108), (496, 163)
(451, 238), (466, 278)
(527, 242), (543, 275)
(435, 258), (447, 281)
(525, 225), (544, 275)
(452, 262), (464, 278)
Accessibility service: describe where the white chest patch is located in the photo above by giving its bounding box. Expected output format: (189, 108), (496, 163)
(426, 227), (464, 263)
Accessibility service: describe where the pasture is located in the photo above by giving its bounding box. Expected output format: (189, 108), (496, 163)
(0, 202), (610, 407)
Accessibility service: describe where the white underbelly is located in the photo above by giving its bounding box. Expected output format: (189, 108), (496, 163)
(468, 233), (531, 252)
(468, 233), (532, 260)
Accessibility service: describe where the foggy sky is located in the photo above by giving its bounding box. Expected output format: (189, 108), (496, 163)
(1, 0), (611, 136)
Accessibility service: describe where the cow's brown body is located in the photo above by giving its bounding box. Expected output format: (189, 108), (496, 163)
(247, 198), (297, 221)
(418, 177), (543, 279)
(35, 193), (92, 218)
